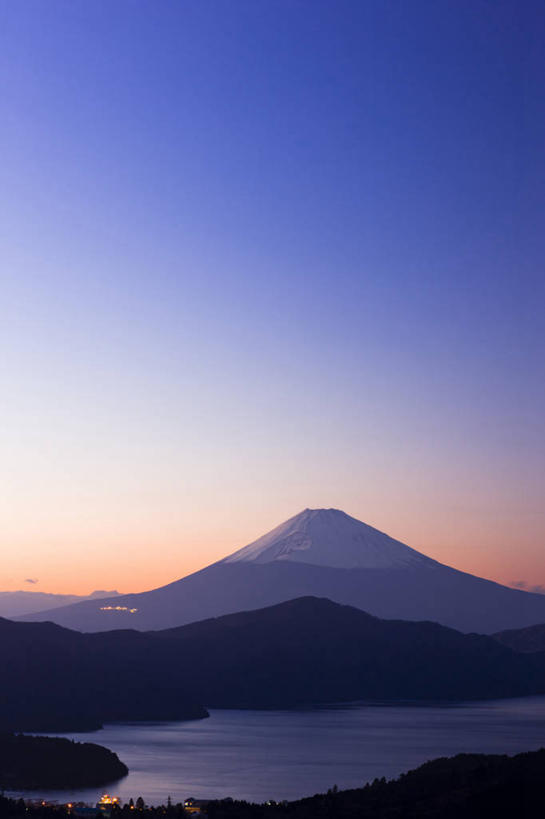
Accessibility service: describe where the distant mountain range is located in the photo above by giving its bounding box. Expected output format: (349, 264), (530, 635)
(3, 596), (545, 731)
(18, 508), (545, 634)
(494, 623), (545, 653)
(0, 589), (120, 618)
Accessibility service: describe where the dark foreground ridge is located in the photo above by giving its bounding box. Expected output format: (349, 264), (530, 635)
(2, 597), (545, 731)
(0, 615), (209, 732)
(205, 748), (545, 819)
(494, 622), (545, 653)
(1, 749), (545, 819)
(0, 734), (127, 790)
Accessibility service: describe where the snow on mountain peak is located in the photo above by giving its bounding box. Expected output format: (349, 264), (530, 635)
(221, 508), (438, 570)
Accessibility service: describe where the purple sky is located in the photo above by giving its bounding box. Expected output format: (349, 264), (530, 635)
(1, 0), (544, 593)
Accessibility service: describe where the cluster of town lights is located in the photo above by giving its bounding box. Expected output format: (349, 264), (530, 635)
(99, 606), (138, 613)
(98, 795), (120, 805)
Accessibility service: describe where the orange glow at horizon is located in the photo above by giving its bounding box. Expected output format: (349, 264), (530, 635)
(2, 0), (545, 622)
(2, 502), (544, 597)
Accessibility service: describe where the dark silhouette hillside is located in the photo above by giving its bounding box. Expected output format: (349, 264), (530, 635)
(494, 622), (545, 653)
(0, 617), (207, 731)
(205, 748), (545, 819)
(2, 747), (545, 818)
(151, 596), (545, 706)
(2, 597), (545, 731)
(0, 733), (127, 790)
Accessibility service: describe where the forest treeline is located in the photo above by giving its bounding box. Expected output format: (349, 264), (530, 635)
(0, 734), (127, 790)
(1, 748), (545, 819)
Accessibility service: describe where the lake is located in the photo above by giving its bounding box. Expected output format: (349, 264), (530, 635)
(13, 696), (545, 805)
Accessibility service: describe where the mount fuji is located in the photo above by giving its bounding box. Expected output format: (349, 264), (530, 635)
(219, 507), (439, 569)
(19, 508), (545, 633)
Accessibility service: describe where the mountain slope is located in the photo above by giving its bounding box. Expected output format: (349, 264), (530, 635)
(221, 507), (438, 569)
(3, 597), (545, 732)
(494, 623), (545, 653)
(153, 596), (545, 706)
(18, 508), (545, 634)
(209, 748), (545, 819)
(0, 616), (207, 732)
(0, 734), (128, 790)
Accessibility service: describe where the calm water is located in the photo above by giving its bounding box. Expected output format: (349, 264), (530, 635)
(14, 696), (545, 805)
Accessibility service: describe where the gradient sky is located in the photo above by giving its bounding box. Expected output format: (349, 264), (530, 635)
(1, 0), (544, 595)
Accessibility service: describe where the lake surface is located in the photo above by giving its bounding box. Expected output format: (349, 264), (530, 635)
(14, 696), (545, 805)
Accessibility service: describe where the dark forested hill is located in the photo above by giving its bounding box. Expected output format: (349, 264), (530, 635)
(2, 597), (545, 732)
(494, 623), (545, 653)
(2, 746), (545, 817)
(151, 596), (545, 706)
(205, 748), (545, 819)
(0, 617), (207, 731)
(0, 733), (127, 790)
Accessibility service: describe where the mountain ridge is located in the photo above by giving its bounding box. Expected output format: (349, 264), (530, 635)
(17, 508), (545, 634)
(494, 623), (545, 653)
(4, 596), (545, 732)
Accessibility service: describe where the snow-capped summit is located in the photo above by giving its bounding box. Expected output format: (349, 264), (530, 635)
(221, 508), (438, 570)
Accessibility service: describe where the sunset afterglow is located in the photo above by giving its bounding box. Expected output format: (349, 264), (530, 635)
(1, 1), (543, 597)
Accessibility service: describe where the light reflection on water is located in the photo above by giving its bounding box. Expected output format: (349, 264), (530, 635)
(13, 696), (545, 805)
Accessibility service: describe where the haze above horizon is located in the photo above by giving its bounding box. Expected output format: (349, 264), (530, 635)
(1, 1), (544, 595)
